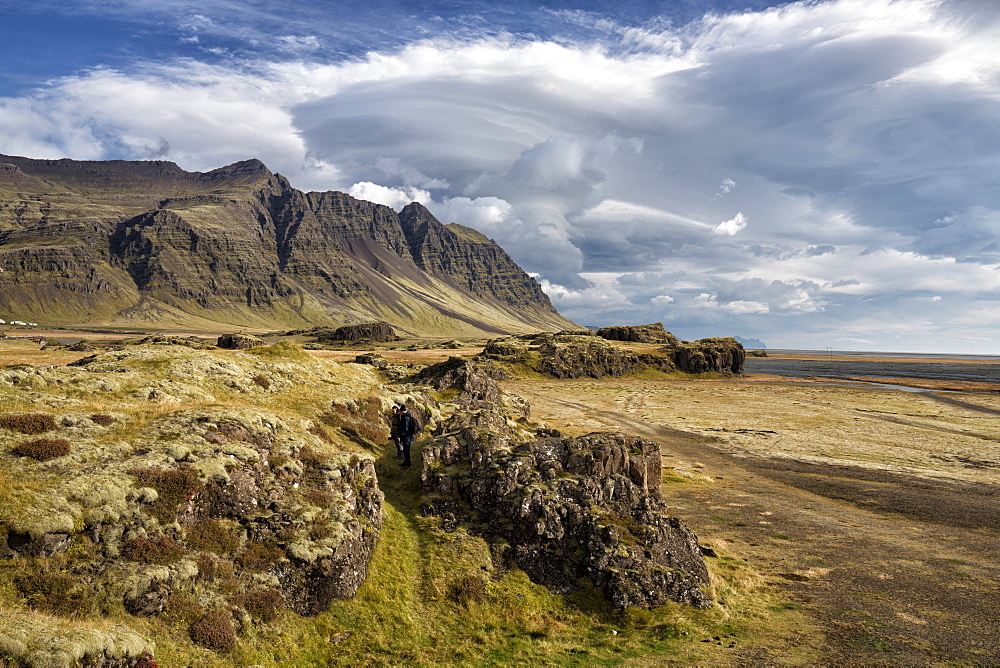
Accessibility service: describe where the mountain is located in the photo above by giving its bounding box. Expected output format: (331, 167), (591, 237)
(0, 155), (576, 335)
(734, 336), (767, 349)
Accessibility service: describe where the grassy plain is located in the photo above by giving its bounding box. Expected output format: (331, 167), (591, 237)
(1, 333), (997, 665)
(506, 374), (1000, 665)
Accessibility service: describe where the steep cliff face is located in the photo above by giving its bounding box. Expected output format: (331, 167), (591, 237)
(398, 202), (557, 311)
(0, 155), (576, 334)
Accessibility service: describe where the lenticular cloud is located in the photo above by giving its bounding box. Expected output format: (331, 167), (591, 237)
(1, 0), (999, 351)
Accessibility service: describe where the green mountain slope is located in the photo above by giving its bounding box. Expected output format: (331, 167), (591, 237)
(0, 155), (577, 335)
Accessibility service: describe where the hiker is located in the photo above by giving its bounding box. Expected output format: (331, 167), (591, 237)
(395, 405), (420, 468)
(389, 405), (403, 459)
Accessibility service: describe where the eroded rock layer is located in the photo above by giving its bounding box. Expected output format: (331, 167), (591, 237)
(0, 155), (576, 335)
(481, 331), (746, 377)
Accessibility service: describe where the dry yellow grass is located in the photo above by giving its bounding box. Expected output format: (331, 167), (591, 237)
(507, 377), (1000, 486)
(503, 374), (1000, 665)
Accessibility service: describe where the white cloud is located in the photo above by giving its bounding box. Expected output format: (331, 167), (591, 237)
(347, 182), (431, 209)
(2, 0), (1000, 351)
(276, 35), (321, 53)
(714, 177), (736, 199)
(713, 211), (748, 236)
(430, 196), (512, 230)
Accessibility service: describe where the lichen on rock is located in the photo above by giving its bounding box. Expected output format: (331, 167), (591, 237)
(0, 343), (390, 662)
(416, 357), (712, 610)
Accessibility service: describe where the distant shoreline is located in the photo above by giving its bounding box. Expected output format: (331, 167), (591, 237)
(765, 349), (1000, 364)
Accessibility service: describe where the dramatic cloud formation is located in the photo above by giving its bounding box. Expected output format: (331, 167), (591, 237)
(1, 0), (998, 352)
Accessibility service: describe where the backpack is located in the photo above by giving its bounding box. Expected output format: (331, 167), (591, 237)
(403, 413), (421, 436)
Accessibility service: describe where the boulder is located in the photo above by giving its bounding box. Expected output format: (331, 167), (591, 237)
(354, 353), (389, 369)
(320, 321), (398, 343)
(414, 355), (711, 610)
(421, 413), (711, 609)
(670, 337), (745, 375)
(597, 323), (679, 345)
(217, 333), (264, 349)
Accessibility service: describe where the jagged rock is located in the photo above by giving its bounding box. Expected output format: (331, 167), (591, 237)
(670, 337), (745, 375)
(412, 355), (710, 610)
(480, 336), (529, 361)
(480, 333), (684, 379)
(0, 531), (72, 558)
(217, 333), (264, 349)
(536, 336), (648, 378)
(411, 356), (520, 414)
(321, 321), (398, 343)
(127, 335), (215, 349)
(421, 414), (711, 609)
(354, 352), (389, 369)
(597, 322), (679, 345)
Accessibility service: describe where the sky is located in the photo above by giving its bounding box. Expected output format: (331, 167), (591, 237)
(1, 0), (999, 353)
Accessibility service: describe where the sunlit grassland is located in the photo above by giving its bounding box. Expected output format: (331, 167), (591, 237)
(0, 342), (823, 664)
(506, 378), (1000, 486)
(222, 443), (819, 666)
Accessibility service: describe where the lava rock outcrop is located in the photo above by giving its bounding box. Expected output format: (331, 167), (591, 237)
(597, 322), (679, 345)
(416, 357), (712, 609)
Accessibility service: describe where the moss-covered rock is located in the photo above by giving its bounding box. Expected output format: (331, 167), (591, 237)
(417, 359), (711, 610)
(597, 322), (679, 345)
(0, 344), (390, 658)
(669, 337), (745, 375)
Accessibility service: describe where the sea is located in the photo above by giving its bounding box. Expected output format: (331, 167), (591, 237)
(745, 350), (1000, 385)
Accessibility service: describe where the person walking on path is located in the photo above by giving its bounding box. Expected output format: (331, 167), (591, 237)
(396, 405), (420, 468)
(389, 405), (403, 459)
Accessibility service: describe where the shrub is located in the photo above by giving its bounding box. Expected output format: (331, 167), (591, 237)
(307, 423), (331, 443)
(297, 445), (325, 467)
(0, 413), (58, 434)
(12, 438), (71, 461)
(163, 591), (206, 627)
(231, 588), (286, 623)
(448, 575), (487, 607)
(15, 571), (93, 616)
(304, 489), (334, 507)
(90, 413), (116, 426)
(236, 542), (284, 572)
(185, 518), (241, 555)
(130, 465), (202, 523)
(121, 535), (186, 564)
(190, 609), (237, 653)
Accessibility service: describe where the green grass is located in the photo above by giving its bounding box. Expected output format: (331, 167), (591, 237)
(0, 344), (818, 665)
(222, 440), (813, 665)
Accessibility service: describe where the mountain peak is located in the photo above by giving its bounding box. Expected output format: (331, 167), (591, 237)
(0, 156), (576, 335)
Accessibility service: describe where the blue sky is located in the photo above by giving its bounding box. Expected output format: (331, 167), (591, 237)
(2, 0), (999, 353)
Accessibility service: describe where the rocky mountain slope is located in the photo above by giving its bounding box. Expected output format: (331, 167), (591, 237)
(0, 155), (575, 335)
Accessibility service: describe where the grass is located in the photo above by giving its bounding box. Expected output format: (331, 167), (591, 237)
(222, 442), (816, 666)
(0, 341), (827, 665)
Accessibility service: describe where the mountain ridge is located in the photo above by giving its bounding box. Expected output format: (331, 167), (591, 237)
(0, 155), (576, 335)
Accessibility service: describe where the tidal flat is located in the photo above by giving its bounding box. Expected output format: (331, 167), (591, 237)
(506, 369), (1000, 665)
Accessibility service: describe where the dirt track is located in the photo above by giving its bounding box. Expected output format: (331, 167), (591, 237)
(508, 382), (1000, 666)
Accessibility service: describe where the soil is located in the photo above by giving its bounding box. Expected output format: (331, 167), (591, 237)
(507, 378), (1000, 666)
